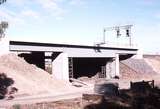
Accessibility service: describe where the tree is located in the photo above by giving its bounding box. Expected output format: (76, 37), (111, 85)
(0, 21), (8, 38)
(0, 0), (8, 39)
(0, 0), (6, 5)
(0, 73), (17, 99)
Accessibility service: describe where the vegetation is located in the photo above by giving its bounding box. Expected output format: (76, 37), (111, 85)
(12, 104), (20, 109)
(84, 81), (160, 109)
(0, 0), (6, 5)
(0, 73), (17, 99)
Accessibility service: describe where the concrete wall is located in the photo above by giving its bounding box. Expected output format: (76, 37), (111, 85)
(52, 53), (69, 81)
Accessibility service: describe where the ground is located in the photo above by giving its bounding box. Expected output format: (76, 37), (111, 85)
(0, 54), (160, 109)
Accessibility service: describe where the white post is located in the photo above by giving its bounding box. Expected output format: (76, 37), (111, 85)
(52, 52), (69, 81)
(111, 59), (116, 78)
(105, 62), (110, 79)
(115, 54), (120, 77)
(106, 58), (116, 79)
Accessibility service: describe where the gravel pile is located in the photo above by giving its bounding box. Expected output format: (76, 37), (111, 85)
(120, 58), (160, 87)
(144, 57), (160, 74)
(121, 58), (156, 74)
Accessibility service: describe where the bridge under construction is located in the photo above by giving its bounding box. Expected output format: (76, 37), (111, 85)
(9, 40), (138, 81)
(0, 24), (139, 81)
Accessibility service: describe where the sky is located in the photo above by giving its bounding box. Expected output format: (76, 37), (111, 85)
(0, 0), (160, 54)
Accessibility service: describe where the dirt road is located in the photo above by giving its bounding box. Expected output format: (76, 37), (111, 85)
(0, 86), (93, 107)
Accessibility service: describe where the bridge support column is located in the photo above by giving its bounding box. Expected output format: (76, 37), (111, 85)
(106, 59), (115, 79)
(106, 61), (110, 79)
(52, 52), (69, 81)
(105, 54), (120, 79)
(115, 53), (120, 77)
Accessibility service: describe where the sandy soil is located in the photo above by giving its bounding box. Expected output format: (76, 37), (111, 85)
(0, 53), (160, 108)
(0, 53), (75, 96)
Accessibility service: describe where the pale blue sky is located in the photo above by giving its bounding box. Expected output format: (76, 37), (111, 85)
(0, 0), (160, 53)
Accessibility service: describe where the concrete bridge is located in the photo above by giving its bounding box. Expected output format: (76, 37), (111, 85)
(9, 41), (138, 81)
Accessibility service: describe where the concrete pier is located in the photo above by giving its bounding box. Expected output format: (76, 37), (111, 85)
(52, 53), (69, 81)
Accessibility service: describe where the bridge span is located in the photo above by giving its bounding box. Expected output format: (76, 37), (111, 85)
(9, 41), (138, 81)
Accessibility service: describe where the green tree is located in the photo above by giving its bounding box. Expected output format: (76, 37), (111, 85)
(0, 73), (13, 99)
(0, 21), (8, 38)
(0, 73), (18, 99)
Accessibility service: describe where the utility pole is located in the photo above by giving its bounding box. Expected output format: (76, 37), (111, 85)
(103, 28), (106, 44)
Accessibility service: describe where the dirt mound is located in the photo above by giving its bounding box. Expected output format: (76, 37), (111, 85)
(120, 62), (143, 80)
(144, 57), (160, 74)
(121, 58), (156, 74)
(0, 53), (70, 96)
(120, 57), (158, 80)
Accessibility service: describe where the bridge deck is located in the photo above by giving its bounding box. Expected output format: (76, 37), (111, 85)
(9, 41), (138, 58)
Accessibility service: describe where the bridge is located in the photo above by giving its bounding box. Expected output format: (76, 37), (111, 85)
(9, 41), (138, 81)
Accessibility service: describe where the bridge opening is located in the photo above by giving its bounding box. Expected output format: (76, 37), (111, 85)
(18, 52), (62, 74)
(69, 58), (110, 79)
(18, 51), (45, 69)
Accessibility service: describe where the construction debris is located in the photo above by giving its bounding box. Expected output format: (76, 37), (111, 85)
(70, 78), (88, 87)
(94, 82), (119, 96)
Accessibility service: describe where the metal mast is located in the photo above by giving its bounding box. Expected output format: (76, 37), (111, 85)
(102, 24), (133, 46)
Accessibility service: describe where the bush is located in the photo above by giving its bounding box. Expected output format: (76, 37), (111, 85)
(0, 73), (17, 99)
